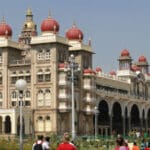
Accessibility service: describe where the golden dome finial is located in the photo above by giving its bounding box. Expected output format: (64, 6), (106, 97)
(26, 7), (32, 16)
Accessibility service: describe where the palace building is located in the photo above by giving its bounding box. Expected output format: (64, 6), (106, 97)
(0, 8), (150, 138)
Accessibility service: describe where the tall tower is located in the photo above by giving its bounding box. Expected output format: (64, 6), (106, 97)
(136, 55), (149, 74)
(19, 8), (37, 44)
(118, 49), (132, 70)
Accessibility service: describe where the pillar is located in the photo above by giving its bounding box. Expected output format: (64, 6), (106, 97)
(122, 116), (125, 136)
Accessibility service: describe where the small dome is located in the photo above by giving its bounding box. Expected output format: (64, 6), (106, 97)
(66, 23), (83, 41)
(131, 65), (140, 72)
(138, 55), (147, 62)
(109, 71), (116, 76)
(121, 49), (130, 57)
(95, 67), (102, 72)
(41, 16), (59, 33)
(0, 19), (12, 37)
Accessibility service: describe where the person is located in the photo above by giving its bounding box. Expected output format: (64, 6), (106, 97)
(32, 135), (44, 150)
(57, 132), (76, 150)
(42, 136), (50, 150)
(141, 139), (147, 150)
(115, 135), (126, 150)
(132, 142), (140, 150)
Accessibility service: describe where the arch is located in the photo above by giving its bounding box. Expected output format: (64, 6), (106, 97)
(26, 90), (31, 98)
(130, 104), (140, 129)
(5, 116), (11, 133)
(95, 100), (110, 136)
(112, 102), (122, 134)
(45, 89), (51, 106)
(45, 116), (52, 132)
(125, 107), (129, 134)
(12, 91), (17, 99)
(37, 116), (44, 132)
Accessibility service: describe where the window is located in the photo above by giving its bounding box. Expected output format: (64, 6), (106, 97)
(25, 76), (31, 83)
(45, 74), (50, 81)
(26, 91), (30, 98)
(12, 91), (17, 99)
(37, 90), (44, 106)
(11, 77), (17, 84)
(45, 51), (50, 60)
(0, 92), (2, 99)
(37, 52), (44, 60)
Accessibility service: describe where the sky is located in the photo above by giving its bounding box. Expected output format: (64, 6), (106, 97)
(1, 0), (150, 72)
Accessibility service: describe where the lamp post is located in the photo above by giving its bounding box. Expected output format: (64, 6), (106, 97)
(94, 106), (99, 139)
(68, 54), (79, 141)
(15, 79), (27, 150)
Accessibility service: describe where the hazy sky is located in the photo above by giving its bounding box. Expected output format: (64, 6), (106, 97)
(1, 0), (150, 72)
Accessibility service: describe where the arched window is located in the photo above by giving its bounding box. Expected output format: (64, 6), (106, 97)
(45, 116), (52, 132)
(37, 116), (44, 132)
(45, 89), (51, 106)
(37, 69), (43, 82)
(37, 90), (44, 106)
(12, 91), (17, 99)
(5, 116), (11, 133)
(26, 90), (30, 98)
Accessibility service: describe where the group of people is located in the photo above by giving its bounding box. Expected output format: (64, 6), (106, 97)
(115, 134), (150, 150)
(32, 135), (50, 150)
(32, 132), (76, 150)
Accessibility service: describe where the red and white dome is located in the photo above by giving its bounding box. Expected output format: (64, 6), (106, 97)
(109, 71), (116, 76)
(0, 20), (12, 37)
(138, 55), (147, 62)
(121, 49), (130, 57)
(95, 67), (102, 72)
(41, 16), (59, 33)
(66, 24), (83, 41)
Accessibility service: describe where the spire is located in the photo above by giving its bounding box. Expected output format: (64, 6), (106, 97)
(48, 9), (51, 18)
(1, 16), (5, 24)
(72, 20), (76, 28)
(26, 7), (32, 16)
(88, 37), (92, 46)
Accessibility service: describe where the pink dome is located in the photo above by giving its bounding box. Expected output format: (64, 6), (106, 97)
(95, 67), (102, 72)
(138, 55), (147, 62)
(0, 20), (12, 37)
(121, 49), (130, 57)
(66, 24), (83, 41)
(109, 71), (116, 75)
(41, 16), (59, 33)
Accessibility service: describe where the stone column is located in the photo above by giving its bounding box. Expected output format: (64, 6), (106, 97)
(128, 116), (131, 132)
(122, 116), (125, 136)
(2, 118), (5, 134)
(110, 114), (112, 135)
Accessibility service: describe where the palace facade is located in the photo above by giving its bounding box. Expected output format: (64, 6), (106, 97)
(0, 8), (149, 138)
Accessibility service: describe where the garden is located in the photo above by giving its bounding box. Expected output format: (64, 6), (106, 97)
(0, 134), (147, 150)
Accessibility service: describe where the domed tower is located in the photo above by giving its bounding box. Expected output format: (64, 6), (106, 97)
(0, 17), (12, 39)
(118, 49), (132, 70)
(19, 8), (37, 44)
(65, 23), (93, 69)
(136, 55), (149, 74)
(41, 14), (59, 34)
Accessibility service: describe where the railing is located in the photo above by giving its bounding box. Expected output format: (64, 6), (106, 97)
(9, 59), (31, 66)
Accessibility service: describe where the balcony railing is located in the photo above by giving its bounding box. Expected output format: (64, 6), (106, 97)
(9, 59), (31, 66)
